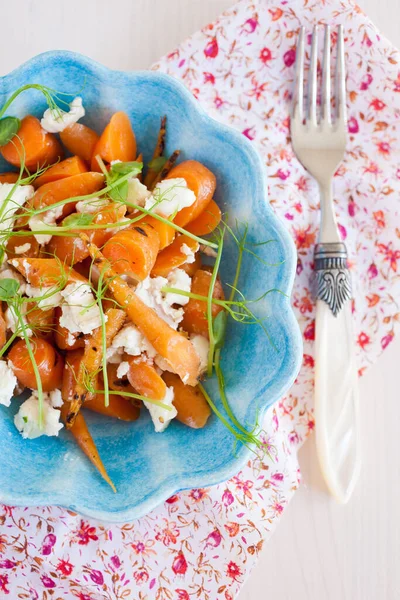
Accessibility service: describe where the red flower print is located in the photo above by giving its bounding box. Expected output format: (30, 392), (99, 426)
(308, 419), (315, 431)
(268, 7), (283, 20)
(176, 590), (190, 600)
(370, 98), (386, 111)
(358, 332), (370, 349)
(189, 488), (208, 502)
(303, 354), (314, 368)
(289, 430), (300, 444)
(283, 48), (296, 68)
(373, 210), (385, 228)
(204, 37), (218, 58)
(293, 225), (316, 250)
(232, 476), (253, 499)
(362, 32), (373, 46)
(363, 161), (381, 175)
(41, 533), (56, 555)
(376, 141), (391, 155)
(360, 73), (373, 90)
(297, 258), (303, 275)
(348, 117), (359, 133)
(294, 292), (313, 315)
(222, 489), (234, 506)
(259, 47), (272, 64)
(203, 72), (215, 84)
(131, 541), (145, 554)
(225, 592), (233, 600)
(224, 522), (240, 537)
(155, 520), (179, 546)
(41, 575), (56, 589)
(381, 331), (394, 350)
(295, 176), (308, 191)
(240, 16), (258, 34)
(226, 561), (242, 581)
(366, 294), (380, 307)
(214, 95), (224, 109)
(247, 76), (268, 101)
(73, 520), (98, 545)
(368, 263), (378, 279)
(133, 568), (149, 585)
(304, 320), (315, 341)
(242, 126), (256, 140)
(172, 551), (188, 575)
(57, 559), (74, 576)
(205, 527), (222, 547)
(377, 242), (400, 272)
(166, 494), (179, 504)
(0, 574), (9, 594)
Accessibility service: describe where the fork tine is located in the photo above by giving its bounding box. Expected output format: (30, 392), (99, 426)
(292, 27), (305, 121)
(308, 25), (318, 124)
(335, 25), (346, 122)
(321, 25), (331, 123)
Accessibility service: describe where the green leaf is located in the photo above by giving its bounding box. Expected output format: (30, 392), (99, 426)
(0, 278), (20, 299)
(0, 116), (20, 145)
(62, 213), (95, 228)
(22, 416), (28, 423)
(110, 161), (143, 176)
(213, 311), (227, 350)
(148, 156), (167, 172)
(109, 179), (128, 202)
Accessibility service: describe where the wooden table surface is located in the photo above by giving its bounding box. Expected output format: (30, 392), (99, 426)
(1, 1), (399, 598)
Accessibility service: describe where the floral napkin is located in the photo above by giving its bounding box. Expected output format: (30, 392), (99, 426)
(0, 0), (399, 598)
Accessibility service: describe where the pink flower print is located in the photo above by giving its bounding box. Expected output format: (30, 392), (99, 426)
(381, 331), (394, 350)
(303, 354), (315, 368)
(368, 263), (378, 279)
(259, 47), (272, 64)
(295, 176), (308, 191)
(373, 210), (385, 228)
(304, 320), (315, 341)
(89, 570), (104, 585)
(203, 72), (215, 84)
(268, 7), (283, 20)
(204, 37), (218, 58)
(224, 522), (240, 537)
(376, 141), (391, 156)
(348, 117), (359, 133)
(240, 16), (258, 34)
(232, 476), (253, 499)
(222, 489), (234, 506)
(176, 590), (190, 600)
(0, 560), (15, 569)
(296, 258), (303, 275)
(56, 559), (73, 576)
(360, 73), (373, 90)
(288, 430), (299, 444)
(271, 500), (284, 515)
(131, 541), (146, 555)
(272, 472), (284, 482)
(166, 494), (179, 504)
(394, 73), (400, 92)
(274, 168), (290, 180)
(366, 294), (380, 308)
(242, 126), (256, 140)
(189, 488), (209, 502)
(133, 568), (149, 585)
(172, 551), (188, 575)
(0, 574), (9, 595)
(155, 520), (179, 546)
(396, 168), (400, 179)
(214, 95), (224, 109)
(358, 332), (370, 349)
(293, 225), (316, 250)
(362, 32), (373, 46)
(247, 76), (268, 101)
(226, 561), (242, 581)
(225, 592), (233, 600)
(338, 223), (347, 240)
(348, 197), (356, 217)
(283, 48), (296, 68)
(41, 533), (56, 555)
(377, 242), (400, 272)
(205, 528), (222, 547)
(41, 575), (56, 589)
(370, 98), (386, 110)
(73, 520), (98, 545)
(110, 555), (121, 569)
(363, 161), (381, 176)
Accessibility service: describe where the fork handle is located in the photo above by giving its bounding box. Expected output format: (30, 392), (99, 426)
(319, 182), (341, 243)
(314, 298), (361, 503)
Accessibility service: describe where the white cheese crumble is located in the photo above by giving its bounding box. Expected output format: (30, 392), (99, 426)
(76, 197), (109, 214)
(5, 304), (32, 338)
(59, 282), (103, 335)
(144, 386), (177, 433)
(0, 267), (26, 294)
(181, 243), (196, 264)
(190, 334), (210, 374)
(0, 183), (34, 233)
(14, 243), (31, 255)
(164, 268), (191, 306)
(107, 324), (157, 362)
(14, 390), (63, 439)
(0, 360), (17, 407)
(116, 361), (130, 379)
(25, 283), (63, 311)
(28, 204), (64, 245)
(144, 178), (196, 217)
(127, 178), (151, 207)
(41, 97), (85, 133)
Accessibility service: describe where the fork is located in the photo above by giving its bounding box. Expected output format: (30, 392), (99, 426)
(290, 25), (360, 503)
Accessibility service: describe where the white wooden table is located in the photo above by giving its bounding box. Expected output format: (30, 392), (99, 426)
(2, 1), (399, 598)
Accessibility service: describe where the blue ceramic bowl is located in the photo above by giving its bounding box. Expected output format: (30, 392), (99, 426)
(0, 51), (302, 521)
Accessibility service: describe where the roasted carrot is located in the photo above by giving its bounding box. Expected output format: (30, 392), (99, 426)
(144, 116), (167, 188)
(60, 401), (116, 492)
(127, 358), (166, 401)
(166, 160), (216, 227)
(0, 304), (6, 348)
(185, 198), (221, 236)
(32, 171), (105, 216)
(91, 112), (136, 171)
(8, 338), (64, 391)
(149, 149), (180, 191)
(103, 224), (160, 281)
(0, 115), (62, 170)
(141, 215), (175, 250)
(66, 308), (126, 427)
(8, 257), (85, 287)
(60, 122), (99, 162)
(151, 234), (199, 278)
(5, 233), (40, 258)
(54, 307), (85, 350)
(162, 372), (211, 428)
(80, 235), (200, 386)
(25, 304), (55, 340)
(106, 363), (141, 406)
(180, 252), (201, 277)
(181, 268), (225, 338)
(33, 156), (88, 188)
(0, 172), (19, 184)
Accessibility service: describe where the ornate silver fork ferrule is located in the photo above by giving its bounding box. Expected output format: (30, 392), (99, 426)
(314, 242), (352, 317)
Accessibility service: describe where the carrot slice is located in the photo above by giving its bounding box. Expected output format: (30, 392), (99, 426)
(0, 304), (6, 348)
(185, 199), (221, 236)
(0, 116), (62, 170)
(181, 268), (225, 338)
(60, 123), (99, 162)
(25, 304), (55, 340)
(151, 234), (199, 278)
(180, 252), (201, 277)
(0, 172), (19, 184)
(103, 224), (160, 281)
(6, 234), (40, 258)
(32, 171), (105, 216)
(91, 112), (136, 171)
(8, 338), (63, 391)
(141, 215), (175, 250)
(81, 236), (200, 386)
(162, 372), (211, 428)
(106, 363), (141, 405)
(9, 257), (86, 287)
(127, 358), (166, 401)
(54, 307), (85, 351)
(166, 160), (216, 227)
(33, 156), (88, 188)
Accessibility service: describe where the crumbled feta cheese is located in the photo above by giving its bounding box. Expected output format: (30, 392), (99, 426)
(190, 334), (210, 374)
(14, 243), (31, 255)
(145, 178), (196, 217)
(181, 243), (196, 264)
(108, 323), (156, 360)
(0, 267), (26, 294)
(154, 354), (175, 374)
(116, 361), (130, 379)
(144, 386), (177, 433)
(164, 268), (191, 307)
(0, 183), (34, 232)
(28, 204), (64, 245)
(25, 284), (63, 310)
(127, 178), (151, 207)
(41, 97), (85, 133)
(5, 304), (32, 337)
(135, 271), (191, 329)
(60, 282), (103, 335)
(76, 197), (109, 214)
(0, 360), (17, 407)
(14, 391), (63, 439)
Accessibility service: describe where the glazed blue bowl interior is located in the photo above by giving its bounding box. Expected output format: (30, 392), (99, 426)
(0, 51), (302, 521)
